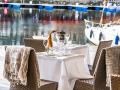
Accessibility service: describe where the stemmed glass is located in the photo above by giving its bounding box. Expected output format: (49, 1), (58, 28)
(43, 40), (48, 54)
(55, 33), (60, 45)
(65, 33), (70, 46)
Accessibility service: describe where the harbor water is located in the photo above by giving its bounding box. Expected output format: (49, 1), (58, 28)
(0, 6), (120, 45)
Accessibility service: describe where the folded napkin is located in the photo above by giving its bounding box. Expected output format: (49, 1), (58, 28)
(32, 35), (48, 40)
(47, 30), (56, 48)
(47, 33), (53, 48)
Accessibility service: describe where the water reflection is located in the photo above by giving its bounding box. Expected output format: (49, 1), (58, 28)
(0, 8), (119, 45)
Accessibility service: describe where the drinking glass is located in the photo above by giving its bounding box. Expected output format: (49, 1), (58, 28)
(55, 33), (60, 46)
(52, 33), (58, 47)
(65, 33), (70, 45)
(43, 40), (48, 53)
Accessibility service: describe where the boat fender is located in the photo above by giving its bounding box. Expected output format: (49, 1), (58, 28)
(115, 35), (119, 45)
(90, 29), (94, 38)
(99, 32), (104, 41)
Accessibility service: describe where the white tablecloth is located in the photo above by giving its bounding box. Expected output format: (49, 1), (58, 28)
(66, 45), (90, 65)
(32, 35), (48, 40)
(0, 46), (6, 80)
(37, 52), (93, 90)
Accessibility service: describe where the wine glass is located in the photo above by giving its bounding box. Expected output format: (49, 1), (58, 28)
(52, 33), (58, 47)
(65, 33), (70, 45)
(43, 40), (48, 53)
(55, 33), (60, 46)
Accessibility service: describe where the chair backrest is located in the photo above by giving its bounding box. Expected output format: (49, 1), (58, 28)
(94, 45), (120, 90)
(7, 46), (39, 90)
(24, 38), (45, 52)
(92, 40), (112, 75)
(111, 74), (120, 90)
(105, 46), (120, 87)
(94, 49), (107, 90)
(106, 45), (120, 75)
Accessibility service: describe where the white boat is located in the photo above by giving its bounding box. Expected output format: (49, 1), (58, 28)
(84, 19), (120, 45)
(84, 0), (120, 45)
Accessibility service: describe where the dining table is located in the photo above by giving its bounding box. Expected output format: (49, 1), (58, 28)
(36, 44), (93, 90)
(0, 46), (6, 80)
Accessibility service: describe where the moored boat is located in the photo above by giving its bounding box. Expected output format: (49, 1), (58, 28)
(84, 19), (120, 45)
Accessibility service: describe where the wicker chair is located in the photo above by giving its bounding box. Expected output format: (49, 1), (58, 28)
(74, 40), (113, 90)
(105, 46), (120, 90)
(110, 74), (120, 90)
(74, 49), (108, 90)
(4, 46), (57, 90)
(89, 40), (112, 75)
(24, 38), (46, 52)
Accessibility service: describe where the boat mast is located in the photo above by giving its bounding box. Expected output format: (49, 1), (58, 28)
(100, 0), (108, 24)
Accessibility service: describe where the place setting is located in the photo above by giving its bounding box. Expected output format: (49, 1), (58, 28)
(36, 30), (73, 59)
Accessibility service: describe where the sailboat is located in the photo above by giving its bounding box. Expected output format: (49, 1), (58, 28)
(84, 1), (120, 45)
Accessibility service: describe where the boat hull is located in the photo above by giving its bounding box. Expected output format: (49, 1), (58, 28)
(84, 19), (120, 45)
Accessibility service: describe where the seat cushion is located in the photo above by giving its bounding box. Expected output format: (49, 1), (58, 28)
(74, 78), (110, 90)
(74, 78), (93, 90)
(38, 80), (58, 90)
(10, 80), (58, 90)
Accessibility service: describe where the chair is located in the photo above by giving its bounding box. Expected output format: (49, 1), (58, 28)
(105, 45), (120, 90)
(74, 49), (109, 90)
(4, 46), (57, 90)
(24, 38), (46, 52)
(74, 40), (113, 90)
(74, 42), (120, 90)
(90, 40), (112, 75)
(110, 74), (120, 90)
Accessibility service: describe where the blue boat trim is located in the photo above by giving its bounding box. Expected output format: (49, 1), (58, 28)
(0, 3), (103, 11)
(0, 3), (119, 12)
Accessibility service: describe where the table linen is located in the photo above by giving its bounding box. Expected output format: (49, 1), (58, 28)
(66, 44), (90, 65)
(0, 46), (6, 80)
(51, 44), (90, 65)
(32, 35), (48, 40)
(37, 52), (92, 90)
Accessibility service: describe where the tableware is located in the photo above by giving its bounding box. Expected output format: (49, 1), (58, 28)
(43, 40), (49, 53)
(65, 33), (70, 45)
